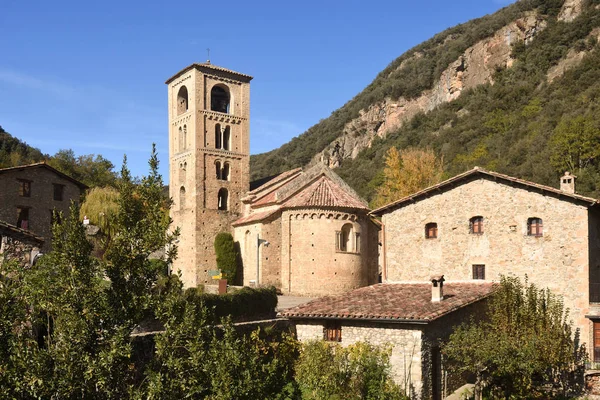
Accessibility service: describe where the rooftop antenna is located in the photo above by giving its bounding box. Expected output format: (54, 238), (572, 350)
(206, 48), (211, 64)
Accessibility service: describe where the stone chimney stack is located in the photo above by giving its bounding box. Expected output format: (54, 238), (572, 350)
(560, 172), (576, 194)
(431, 275), (445, 302)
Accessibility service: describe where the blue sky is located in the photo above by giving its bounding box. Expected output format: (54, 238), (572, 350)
(0, 0), (516, 182)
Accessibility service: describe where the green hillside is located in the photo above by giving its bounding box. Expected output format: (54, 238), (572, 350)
(250, 0), (600, 201)
(0, 125), (46, 168)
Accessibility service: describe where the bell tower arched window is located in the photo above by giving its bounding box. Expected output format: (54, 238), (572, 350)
(180, 186), (186, 209)
(177, 86), (188, 116)
(178, 127), (183, 153)
(183, 124), (187, 150)
(215, 161), (222, 180)
(215, 124), (222, 149)
(211, 85), (230, 114)
(218, 188), (229, 211)
(222, 162), (230, 181)
(223, 126), (231, 150)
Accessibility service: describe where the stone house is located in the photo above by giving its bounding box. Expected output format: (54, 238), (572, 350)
(0, 163), (87, 252)
(281, 277), (496, 399)
(0, 220), (44, 267)
(232, 164), (379, 296)
(370, 167), (600, 362)
(166, 62), (379, 295)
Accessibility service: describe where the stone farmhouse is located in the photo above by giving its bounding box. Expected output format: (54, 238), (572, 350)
(0, 220), (44, 267)
(282, 277), (496, 399)
(0, 163), (87, 252)
(166, 62), (378, 296)
(370, 167), (600, 363)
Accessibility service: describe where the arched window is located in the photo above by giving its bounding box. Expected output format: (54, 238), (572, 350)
(425, 223), (438, 239)
(211, 85), (230, 113)
(215, 161), (222, 180)
(183, 125), (187, 150)
(336, 223), (354, 252)
(527, 217), (543, 237)
(215, 124), (222, 149)
(223, 126), (231, 150)
(222, 162), (230, 181)
(180, 186), (186, 209)
(218, 188), (228, 211)
(178, 127), (183, 152)
(470, 216), (484, 235)
(177, 86), (188, 115)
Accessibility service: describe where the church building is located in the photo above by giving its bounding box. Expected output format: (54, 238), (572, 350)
(166, 62), (378, 295)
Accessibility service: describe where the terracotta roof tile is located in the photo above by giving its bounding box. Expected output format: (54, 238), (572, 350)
(283, 176), (369, 210)
(281, 282), (496, 322)
(371, 167), (598, 216)
(232, 208), (280, 226)
(0, 220), (44, 245)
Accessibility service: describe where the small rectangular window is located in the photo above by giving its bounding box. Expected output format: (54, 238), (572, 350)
(324, 321), (342, 342)
(53, 184), (65, 201)
(425, 223), (438, 239)
(527, 218), (543, 237)
(594, 321), (600, 363)
(472, 264), (485, 280)
(470, 216), (484, 235)
(18, 179), (31, 197)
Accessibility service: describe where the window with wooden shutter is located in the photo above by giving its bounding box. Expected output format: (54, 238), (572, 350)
(18, 179), (31, 197)
(425, 223), (438, 239)
(472, 264), (485, 280)
(527, 218), (543, 237)
(470, 216), (484, 235)
(324, 321), (342, 342)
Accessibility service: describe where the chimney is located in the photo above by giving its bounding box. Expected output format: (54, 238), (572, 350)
(560, 172), (576, 194)
(431, 275), (445, 302)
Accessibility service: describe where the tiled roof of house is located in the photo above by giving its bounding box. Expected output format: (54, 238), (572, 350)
(281, 282), (496, 322)
(0, 220), (44, 245)
(283, 176), (369, 210)
(371, 167), (599, 216)
(0, 162), (88, 189)
(165, 62), (253, 84)
(232, 208), (280, 227)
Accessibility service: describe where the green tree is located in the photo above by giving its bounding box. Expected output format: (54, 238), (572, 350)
(48, 148), (117, 188)
(550, 114), (600, 174)
(295, 340), (407, 400)
(80, 186), (120, 237)
(214, 232), (239, 282)
(443, 276), (586, 399)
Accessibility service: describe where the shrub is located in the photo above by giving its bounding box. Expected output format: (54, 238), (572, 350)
(214, 232), (238, 282)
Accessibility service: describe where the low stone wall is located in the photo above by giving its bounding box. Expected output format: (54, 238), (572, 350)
(586, 371), (600, 396)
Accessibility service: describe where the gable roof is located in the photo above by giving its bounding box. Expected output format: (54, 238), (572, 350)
(233, 164), (370, 226)
(371, 167), (599, 216)
(0, 220), (44, 246)
(281, 282), (496, 323)
(165, 62), (253, 84)
(0, 162), (88, 190)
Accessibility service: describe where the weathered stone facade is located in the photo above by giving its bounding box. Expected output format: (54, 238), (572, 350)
(0, 221), (44, 267)
(166, 63), (251, 288)
(373, 169), (600, 354)
(0, 163), (86, 252)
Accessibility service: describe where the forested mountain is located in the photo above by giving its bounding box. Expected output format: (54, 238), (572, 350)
(0, 125), (46, 167)
(250, 0), (600, 201)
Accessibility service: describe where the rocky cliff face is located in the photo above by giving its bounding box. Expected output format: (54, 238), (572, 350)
(317, 12), (551, 168)
(558, 0), (585, 22)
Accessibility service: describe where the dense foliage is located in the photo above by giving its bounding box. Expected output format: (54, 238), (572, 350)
(213, 231), (239, 282)
(443, 276), (586, 399)
(0, 125), (45, 167)
(48, 149), (118, 188)
(252, 0), (600, 202)
(295, 340), (408, 400)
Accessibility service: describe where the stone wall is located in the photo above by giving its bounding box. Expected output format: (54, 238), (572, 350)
(295, 320), (424, 398)
(382, 177), (592, 348)
(0, 235), (40, 268)
(0, 167), (82, 252)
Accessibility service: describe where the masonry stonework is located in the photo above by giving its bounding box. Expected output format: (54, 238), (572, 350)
(381, 176), (597, 350)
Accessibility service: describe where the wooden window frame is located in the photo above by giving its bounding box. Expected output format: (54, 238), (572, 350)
(527, 218), (543, 237)
(594, 320), (600, 363)
(53, 183), (65, 201)
(425, 223), (438, 239)
(16, 206), (30, 230)
(324, 321), (342, 342)
(470, 216), (484, 235)
(472, 264), (485, 280)
(18, 179), (31, 197)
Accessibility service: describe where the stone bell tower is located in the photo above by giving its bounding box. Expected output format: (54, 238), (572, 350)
(165, 62), (252, 287)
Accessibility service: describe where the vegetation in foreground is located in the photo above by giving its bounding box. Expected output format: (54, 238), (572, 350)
(444, 276), (586, 399)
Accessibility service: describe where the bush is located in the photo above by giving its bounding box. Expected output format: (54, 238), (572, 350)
(184, 286), (278, 323)
(214, 232), (238, 282)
